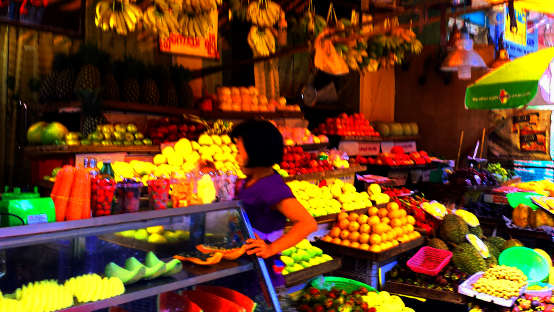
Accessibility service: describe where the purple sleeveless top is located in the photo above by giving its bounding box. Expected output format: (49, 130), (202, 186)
(236, 172), (294, 234)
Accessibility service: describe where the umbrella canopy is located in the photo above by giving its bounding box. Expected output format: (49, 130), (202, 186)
(465, 48), (554, 109)
(485, 0), (554, 14)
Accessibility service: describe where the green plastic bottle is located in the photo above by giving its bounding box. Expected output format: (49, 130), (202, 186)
(100, 160), (115, 178)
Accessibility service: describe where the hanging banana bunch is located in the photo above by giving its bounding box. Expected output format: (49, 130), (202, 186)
(247, 0), (281, 27)
(182, 0), (220, 13)
(247, 26), (275, 57)
(95, 0), (142, 35)
(179, 11), (213, 38)
(143, 0), (181, 39)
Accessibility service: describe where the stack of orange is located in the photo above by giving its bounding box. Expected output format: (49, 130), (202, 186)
(321, 201), (421, 253)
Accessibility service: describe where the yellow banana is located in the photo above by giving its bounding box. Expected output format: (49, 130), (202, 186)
(122, 10), (136, 32)
(109, 11), (117, 30)
(95, 1), (110, 21)
(180, 15), (189, 36)
(155, 0), (169, 11)
(117, 11), (128, 35)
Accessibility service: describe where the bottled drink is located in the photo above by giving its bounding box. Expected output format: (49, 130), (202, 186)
(99, 160), (114, 178)
(89, 158), (99, 177)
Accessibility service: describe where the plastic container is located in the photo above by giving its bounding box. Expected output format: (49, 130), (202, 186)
(91, 176), (116, 217)
(170, 177), (194, 208)
(458, 272), (524, 307)
(498, 247), (550, 284)
(310, 276), (377, 293)
(407, 246), (452, 276)
(148, 178), (170, 210)
(524, 282), (554, 297)
(116, 181), (142, 213)
(506, 192), (542, 210)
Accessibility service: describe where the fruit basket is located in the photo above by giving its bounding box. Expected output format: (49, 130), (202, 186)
(310, 276), (376, 293)
(407, 246), (452, 276)
(458, 272), (525, 307)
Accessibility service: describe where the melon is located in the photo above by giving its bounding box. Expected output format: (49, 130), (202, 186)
(41, 122), (68, 145)
(195, 286), (256, 312)
(27, 121), (48, 144)
(402, 123), (413, 136)
(389, 123), (404, 136)
(409, 123), (419, 135)
(183, 290), (245, 312)
(376, 123), (390, 137)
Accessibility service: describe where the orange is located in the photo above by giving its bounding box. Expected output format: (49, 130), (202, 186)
(360, 224), (371, 234)
(348, 222), (360, 232)
(330, 227), (341, 238)
(322, 235), (333, 242)
(332, 238), (342, 245)
(359, 233), (370, 244)
(341, 240), (351, 247)
(399, 209), (407, 217)
(400, 217), (408, 226)
(338, 212), (349, 221)
(391, 240), (399, 247)
(360, 243), (370, 251)
(389, 210), (402, 219)
(385, 224), (392, 232)
(393, 227), (404, 237)
(368, 216), (380, 226)
(351, 242), (360, 249)
(387, 202), (399, 211)
(399, 234), (409, 243)
(387, 230), (397, 239)
(391, 218), (403, 228)
(407, 215), (415, 225)
(382, 242), (393, 250)
(338, 219), (350, 230)
(373, 223), (387, 235)
(369, 234), (382, 245)
(381, 217), (390, 224)
(348, 213), (359, 222)
(340, 230), (350, 240)
(370, 244), (381, 253)
(368, 207), (379, 216)
(348, 231), (360, 242)
(409, 231), (421, 240)
(378, 208), (388, 218)
(357, 214), (369, 224)
(405, 224), (414, 233)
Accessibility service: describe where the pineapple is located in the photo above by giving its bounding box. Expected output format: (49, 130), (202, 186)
(82, 114), (107, 137)
(39, 72), (58, 102)
(79, 89), (106, 137)
(160, 67), (177, 106)
(171, 65), (194, 108)
(142, 78), (160, 106)
(117, 59), (141, 103)
(102, 73), (120, 100)
(122, 79), (140, 102)
(56, 69), (75, 100)
(74, 45), (103, 92)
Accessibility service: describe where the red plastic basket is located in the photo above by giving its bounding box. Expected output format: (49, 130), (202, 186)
(406, 246), (452, 276)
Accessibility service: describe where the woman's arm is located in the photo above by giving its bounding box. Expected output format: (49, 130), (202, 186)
(245, 198), (317, 258)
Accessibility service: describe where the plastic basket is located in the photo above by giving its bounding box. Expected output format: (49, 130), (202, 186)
(310, 276), (377, 293)
(406, 246), (452, 276)
(498, 247), (550, 284)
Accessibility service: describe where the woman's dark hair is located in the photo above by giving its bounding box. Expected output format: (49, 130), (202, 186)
(230, 119), (284, 168)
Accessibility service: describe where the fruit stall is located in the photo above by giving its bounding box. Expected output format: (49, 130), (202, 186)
(1, 0), (554, 311)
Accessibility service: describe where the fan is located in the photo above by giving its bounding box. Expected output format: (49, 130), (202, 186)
(300, 81), (339, 107)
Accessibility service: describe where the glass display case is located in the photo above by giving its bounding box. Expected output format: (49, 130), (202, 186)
(0, 201), (281, 311)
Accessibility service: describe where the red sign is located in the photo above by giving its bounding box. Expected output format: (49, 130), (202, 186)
(159, 10), (219, 58)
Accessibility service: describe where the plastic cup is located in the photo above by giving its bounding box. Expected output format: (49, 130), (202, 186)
(91, 176), (116, 217)
(148, 178), (170, 210)
(170, 178), (193, 208)
(116, 181), (142, 213)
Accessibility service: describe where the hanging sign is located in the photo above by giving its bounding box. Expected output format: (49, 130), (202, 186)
(159, 10), (219, 58)
(504, 3), (527, 47)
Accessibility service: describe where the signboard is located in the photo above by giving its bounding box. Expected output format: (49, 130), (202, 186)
(159, 10), (219, 58)
(504, 3), (527, 46)
(381, 141), (417, 153)
(338, 141), (380, 156)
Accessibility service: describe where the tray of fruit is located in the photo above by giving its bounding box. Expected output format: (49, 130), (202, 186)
(512, 292), (554, 312)
(530, 196), (554, 215)
(458, 266), (528, 307)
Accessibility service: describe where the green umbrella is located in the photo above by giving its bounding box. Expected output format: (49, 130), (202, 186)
(465, 48), (554, 109)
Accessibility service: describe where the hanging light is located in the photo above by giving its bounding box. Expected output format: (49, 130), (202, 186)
(441, 32), (488, 80)
(491, 48), (510, 69)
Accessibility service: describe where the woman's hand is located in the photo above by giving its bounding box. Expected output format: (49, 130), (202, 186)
(245, 234), (275, 259)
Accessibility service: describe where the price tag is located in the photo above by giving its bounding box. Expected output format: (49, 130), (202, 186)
(395, 141), (417, 153)
(339, 142), (380, 156)
(380, 142), (394, 153)
(27, 214), (48, 225)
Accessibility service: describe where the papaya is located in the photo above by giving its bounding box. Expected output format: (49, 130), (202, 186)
(125, 257), (165, 280)
(158, 291), (203, 312)
(173, 251), (223, 266)
(196, 245), (246, 261)
(183, 290), (245, 312)
(195, 286), (256, 312)
(512, 204), (530, 228)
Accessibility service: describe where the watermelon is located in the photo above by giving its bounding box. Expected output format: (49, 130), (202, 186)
(389, 123), (404, 136)
(158, 291), (203, 312)
(183, 290), (245, 312)
(195, 286), (256, 312)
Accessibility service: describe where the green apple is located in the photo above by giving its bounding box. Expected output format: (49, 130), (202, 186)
(133, 140), (144, 145)
(80, 139), (91, 146)
(115, 124), (126, 133)
(113, 131), (125, 141)
(134, 132), (144, 140)
(292, 252), (303, 262)
(112, 140), (123, 146)
(142, 138), (153, 145)
(280, 256), (294, 266)
(309, 258), (321, 266)
(321, 254), (333, 262)
(282, 247), (296, 256)
(134, 229), (148, 241)
(124, 133), (135, 142)
(118, 230), (136, 238)
(127, 123), (138, 133)
(123, 141), (133, 146)
(101, 140), (112, 146)
(296, 239), (311, 250)
(312, 247), (323, 256)
(91, 131), (104, 142)
(296, 250), (309, 261)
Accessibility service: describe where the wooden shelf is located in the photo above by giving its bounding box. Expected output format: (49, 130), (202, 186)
(286, 207), (369, 227)
(283, 165), (366, 182)
(53, 100), (304, 119)
(284, 258), (342, 287)
(324, 135), (420, 142)
(23, 145), (161, 156)
(296, 143), (330, 151)
(383, 281), (468, 305)
(380, 135), (421, 142)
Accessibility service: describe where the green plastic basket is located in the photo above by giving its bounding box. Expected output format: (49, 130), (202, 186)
(506, 192), (542, 210)
(310, 276), (377, 293)
(499, 247), (550, 284)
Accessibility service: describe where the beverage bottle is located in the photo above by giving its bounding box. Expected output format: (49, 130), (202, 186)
(100, 160), (115, 178)
(89, 158), (99, 177)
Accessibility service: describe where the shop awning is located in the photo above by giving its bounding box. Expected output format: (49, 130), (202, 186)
(486, 0), (554, 14)
(465, 48), (554, 109)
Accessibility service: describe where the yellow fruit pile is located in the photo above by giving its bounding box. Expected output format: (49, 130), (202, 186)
(287, 179), (372, 217)
(64, 274), (125, 303)
(322, 202), (420, 253)
(512, 180), (554, 196)
(116, 226), (189, 244)
(13, 280), (73, 312)
(367, 184), (391, 205)
(362, 291), (414, 312)
(473, 265), (527, 299)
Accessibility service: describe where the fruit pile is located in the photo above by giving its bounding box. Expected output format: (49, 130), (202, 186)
(511, 180), (554, 197)
(116, 226), (189, 244)
(296, 287), (414, 312)
(146, 117), (206, 144)
(321, 203), (420, 253)
(27, 121), (69, 145)
(472, 265), (527, 299)
(105, 252), (182, 284)
(367, 184), (391, 205)
(278, 125), (329, 146)
(315, 113), (380, 137)
(279, 239), (334, 275)
(397, 196), (439, 234)
(216, 86), (299, 112)
(0, 273), (125, 311)
(387, 263), (468, 292)
(513, 293), (554, 312)
(86, 123), (152, 146)
(375, 122), (419, 137)
(355, 148), (432, 167)
(287, 179), (372, 217)
(278, 147), (334, 176)
(381, 186), (412, 198)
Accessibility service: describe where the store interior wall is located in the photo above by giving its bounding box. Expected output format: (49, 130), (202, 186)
(360, 68), (395, 122)
(395, 45), (494, 160)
